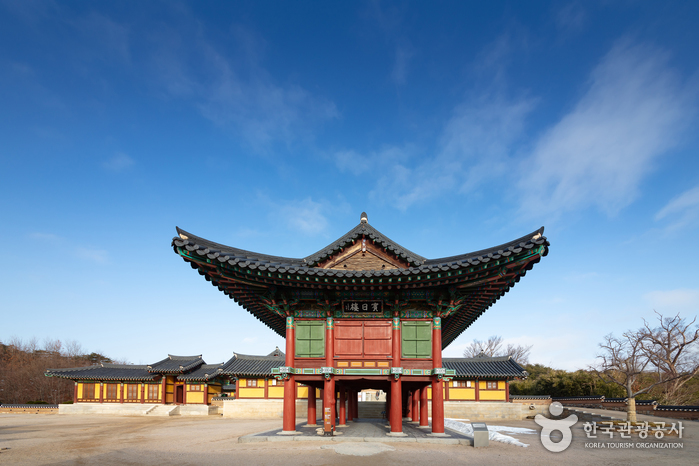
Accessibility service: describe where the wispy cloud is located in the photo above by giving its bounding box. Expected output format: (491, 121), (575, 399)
(149, 22), (337, 152)
(554, 2), (587, 34)
(519, 40), (696, 217)
(272, 198), (330, 236)
(643, 289), (699, 313)
(655, 184), (699, 232)
(391, 43), (413, 86)
(28, 232), (62, 242)
(365, 96), (535, 210)
(103, 152), (134, 172)
(366, 2), (414, 86)
(75, 247), (109, 264)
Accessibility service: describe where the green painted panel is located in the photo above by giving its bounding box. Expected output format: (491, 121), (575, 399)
(402, 321), (431, 358)
(296, 321), (325, 358)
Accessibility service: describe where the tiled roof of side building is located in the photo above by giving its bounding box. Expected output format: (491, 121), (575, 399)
(148, 354), (204, 373)
(443, 356), (527, 379)
(177, 364), (225, 381)
(221, 352), (285, 377)
(45, 364), (157, 381)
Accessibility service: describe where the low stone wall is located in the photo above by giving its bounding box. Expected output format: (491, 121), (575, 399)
(222, 399), (321, 419)
(179, 405), (218, 416)
(0, 404), (59, 414)
(440, 401), (530, 420)
(59, 403), (161, 415)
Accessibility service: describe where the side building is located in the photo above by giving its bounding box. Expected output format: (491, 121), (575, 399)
(46, 349), (533, 419)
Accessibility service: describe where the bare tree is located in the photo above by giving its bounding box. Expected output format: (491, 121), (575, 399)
(463, 336), (504, 358)
(593, 332), (652, 421)
(0, 337), (122, 404)
(593, 313), (698, 422)
(463, 335), (532, 364)
(505, 343), (533, 365)
(640, 312), (699, 405)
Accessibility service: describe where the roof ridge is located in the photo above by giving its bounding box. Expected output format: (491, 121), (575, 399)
(302, 218), (427, 267)
(167, 354), (203, 360)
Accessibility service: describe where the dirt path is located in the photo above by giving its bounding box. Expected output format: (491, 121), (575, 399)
(0, 414), (695, 465)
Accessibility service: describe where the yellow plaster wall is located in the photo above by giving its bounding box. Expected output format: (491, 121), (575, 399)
(239, 388), (265, 398)
(77, 383), (83, 398)
(187, 392), (205, 404)
(498, 381), (506, 390)
(297, 386), (308, 398)
(479, 381), (487, 390)
(448, 388), (476, 400)
(268, 387), (284, 398)
(479, 390), (506, 401)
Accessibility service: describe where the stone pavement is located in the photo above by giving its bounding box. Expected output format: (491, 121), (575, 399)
(239, 418), (473, 445)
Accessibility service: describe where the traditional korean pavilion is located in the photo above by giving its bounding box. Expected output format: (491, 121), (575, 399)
(171, 213), (549, 435)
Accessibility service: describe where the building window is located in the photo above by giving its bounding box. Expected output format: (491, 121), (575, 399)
(401, 321), (432, 358)
(295, 321), (325, 358)
(127, 384), (139, 400)
(486, 381), (498, 390)
(246, 379), (257, 387)
(106, 384), (118, 399)
(148, 384), (159, 400)
(83, 383), (95, 399)
(453, 380), (471, 388)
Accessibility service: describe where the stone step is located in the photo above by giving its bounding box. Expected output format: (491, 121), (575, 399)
(146, 405), (180, 416)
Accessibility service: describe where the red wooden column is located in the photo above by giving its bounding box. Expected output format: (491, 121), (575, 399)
(161, 377), (166, 404)
(204, 384), (209, 405)
(419, 385), (429, 427)
(73, 382), (78, 403)
(411, 389), (419, 422)
(431, 316), (445, 434)
(282, 316), (297, 432)
(323, 316), (335, 432)
(141, 383), (145, 404)
(120, 383), (124, 404)
(99, 383), (104, 403)
(389, 316), (403, 434)
(307, 386), (317, 425)
(506, 380), (510, 402)
(338, 387), (347, 426)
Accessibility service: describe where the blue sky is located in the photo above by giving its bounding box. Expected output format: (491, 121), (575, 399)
(2, 1), (698, 370)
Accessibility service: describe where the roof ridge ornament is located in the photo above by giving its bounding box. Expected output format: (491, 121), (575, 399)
(360, 212), (368, 224)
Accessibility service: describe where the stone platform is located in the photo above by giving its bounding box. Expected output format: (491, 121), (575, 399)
(239, 419), (473, 445)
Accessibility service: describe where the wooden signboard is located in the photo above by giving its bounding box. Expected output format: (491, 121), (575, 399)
(341, 300), (383, 317)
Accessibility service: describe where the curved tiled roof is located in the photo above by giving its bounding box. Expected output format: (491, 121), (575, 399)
(443, 356), (527, 379)
(172, 216), (550, 347)
(221, 352), (285, 377)
(177, 363), (225, 381)
(148, 355), (204, 373)
(173, 225), (548, 278)
(45, 364), (157, 381)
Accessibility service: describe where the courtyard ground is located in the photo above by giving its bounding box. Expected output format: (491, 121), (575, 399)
(0, 413), (695, 465)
